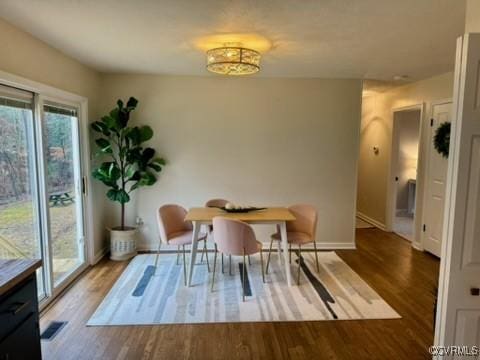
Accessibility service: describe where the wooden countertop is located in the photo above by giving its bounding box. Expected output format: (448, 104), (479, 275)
(0, 259), (42, 296)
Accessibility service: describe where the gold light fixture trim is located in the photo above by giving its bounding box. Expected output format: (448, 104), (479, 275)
(206, 46), (261, 75)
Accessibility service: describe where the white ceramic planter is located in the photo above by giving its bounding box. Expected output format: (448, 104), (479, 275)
(110, 227), (138, 261)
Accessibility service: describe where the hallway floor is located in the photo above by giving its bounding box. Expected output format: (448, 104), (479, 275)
(393, 214), (414, 241)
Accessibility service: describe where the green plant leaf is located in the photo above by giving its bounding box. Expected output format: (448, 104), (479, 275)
(139, 126), (153, 142)
(147, 163), (162, 172)
(135, 148), (155, 170)
(126, 97), (138, 110)
(126, 146), (142, 163)
(118, 109), (129, 128)
(101, 115), (115, 129)
(130, 170), (142, 182)
(125, 127), (141, 145)
(106, 189), (130, 204)
(147, 157), (165, 172)
(139, 170), (156, 186)
(108, 162), (121, 180)
(130, 170), (157, 191)
(95, 138), (112, 153)
(125, 166), (136, 180)
(92, 163), (119, 188)
(117, 99), (124, 109)
(130, 182), (140, 192)
(109, 107), (122, 130)
(152, 157), (166, 166)
(142, 147), (155, 161)
(91, 121), (111, 136)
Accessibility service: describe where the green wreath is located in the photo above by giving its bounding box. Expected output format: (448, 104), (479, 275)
(434, 122), (450, 158)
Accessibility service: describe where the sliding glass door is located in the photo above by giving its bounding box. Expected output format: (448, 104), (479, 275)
(43, 102), (86, 287)
(0, 85), (46, 299)
(0, 83), (87, 302)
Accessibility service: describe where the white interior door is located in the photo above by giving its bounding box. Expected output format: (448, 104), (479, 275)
(423, 102), (451, 257)
(435, 33), (480, 352)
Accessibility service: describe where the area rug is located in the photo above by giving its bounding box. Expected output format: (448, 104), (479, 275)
(87, 252), (400, 326)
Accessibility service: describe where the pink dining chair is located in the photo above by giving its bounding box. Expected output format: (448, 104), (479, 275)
(204, 198), (237, 275)
(211, 217), (265, 301)
(155, 204), (209, 285)
(266, 204), (319, 285)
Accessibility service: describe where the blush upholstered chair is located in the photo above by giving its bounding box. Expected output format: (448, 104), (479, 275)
(205, 198), (234, 274)
(211, 217), (265, 301)
(265, 204), (319, 285)
(155, 204), (209, 285)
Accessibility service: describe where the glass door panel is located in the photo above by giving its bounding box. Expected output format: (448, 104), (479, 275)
(43, 103), (85, 286)
(0, 86), (46, 299)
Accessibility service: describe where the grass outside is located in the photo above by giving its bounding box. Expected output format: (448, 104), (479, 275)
(0, 199), (79, 261)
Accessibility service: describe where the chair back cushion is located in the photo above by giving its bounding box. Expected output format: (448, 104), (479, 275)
(157, 204), (192, 243)
(213, 217), (259, 256)
(287, 204), (318, 239)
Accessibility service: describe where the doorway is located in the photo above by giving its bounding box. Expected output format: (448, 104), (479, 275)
(390, 107), (422, 242)
(0, 83), (88, 304)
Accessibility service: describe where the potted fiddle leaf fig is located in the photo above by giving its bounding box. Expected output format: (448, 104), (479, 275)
(91, 97), (165, 260)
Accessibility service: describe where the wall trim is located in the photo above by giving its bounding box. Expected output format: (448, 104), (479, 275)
(92, 247), (109, 265)
(314, 242), (356, 250)
(356, 211), (387, 231)
(411, 242), (424, 251)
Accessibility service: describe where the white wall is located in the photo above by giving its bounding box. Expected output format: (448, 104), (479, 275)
(0, 18), (107, 262)
(394, 110), (420, 211)
(357, 72), (454, 245)
(465, 0), (480, 33)
(99, 74), (362, 250)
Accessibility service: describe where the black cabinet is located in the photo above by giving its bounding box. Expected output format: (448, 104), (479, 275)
(0, 275), (42, 360)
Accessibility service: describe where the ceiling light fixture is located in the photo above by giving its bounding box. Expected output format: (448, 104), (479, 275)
(206, 46), (261, 76)
(393, 75), (410, 81)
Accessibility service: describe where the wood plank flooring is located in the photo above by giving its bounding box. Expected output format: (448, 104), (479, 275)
(40, 229), (439, 359)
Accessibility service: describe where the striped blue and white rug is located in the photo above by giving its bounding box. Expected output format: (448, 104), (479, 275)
(87, 252), (400, 325)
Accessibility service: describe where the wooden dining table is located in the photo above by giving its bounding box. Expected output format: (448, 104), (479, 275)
(184, 207), (296, 287)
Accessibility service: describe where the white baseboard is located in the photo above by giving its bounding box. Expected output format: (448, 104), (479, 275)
(92, 247), (109, 265)
(411, 241), (424, 251)
(314, 242), (356, 250)
(356, 211), (387, 231)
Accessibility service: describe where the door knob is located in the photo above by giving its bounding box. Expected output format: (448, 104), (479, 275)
(470, 287), (479, 296)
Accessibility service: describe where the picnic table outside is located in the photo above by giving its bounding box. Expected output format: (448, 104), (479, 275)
(49, 191), (75, 207)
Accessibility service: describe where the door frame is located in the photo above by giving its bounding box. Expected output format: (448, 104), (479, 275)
(0, 70), (95, 309)
(434, 33), (480, 352)
(386, 103), (424, 247)
(38, 94), (90, 308)
(420, 98), (452, 257)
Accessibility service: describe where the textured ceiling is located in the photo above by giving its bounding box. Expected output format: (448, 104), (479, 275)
(0, 0), (466, 80)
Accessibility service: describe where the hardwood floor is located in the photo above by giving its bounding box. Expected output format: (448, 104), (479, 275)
(40, 229), (439, 359)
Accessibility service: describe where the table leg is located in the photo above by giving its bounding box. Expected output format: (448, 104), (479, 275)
(187, 221), (200, 287)
(279, 221), (292, 286)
